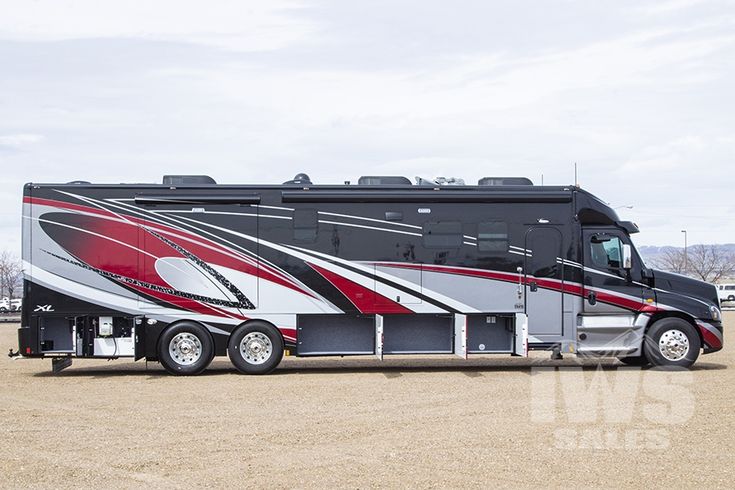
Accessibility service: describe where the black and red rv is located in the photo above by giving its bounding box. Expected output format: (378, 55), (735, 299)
(14, 174), (723, 374)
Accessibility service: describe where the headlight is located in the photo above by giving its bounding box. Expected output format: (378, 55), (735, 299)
(710, 305), (722, 322)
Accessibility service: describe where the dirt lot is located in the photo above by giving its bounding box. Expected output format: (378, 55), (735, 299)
(1, 314), (734, 489)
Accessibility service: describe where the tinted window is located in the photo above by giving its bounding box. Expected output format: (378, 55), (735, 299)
(293, 209), (318, 242)
(726, 285), (735, 291)
(590, 236), (623, 269)
(478, 221), (508, 253)
(423, 221), (462, 249)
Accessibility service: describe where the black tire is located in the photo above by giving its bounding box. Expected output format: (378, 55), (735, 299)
(643, 317), (700, 368)
(228, 321), (284, 375)
(0, 307), (7, 313)
(158, 321), (214, 375)
(617, 355), (650, 366)
(728, 295), (735, 302)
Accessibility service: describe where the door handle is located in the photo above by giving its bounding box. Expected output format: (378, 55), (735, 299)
(516, 267), (523, 299)
(529, 281), (538, 292)
(587, 291), (597, 305)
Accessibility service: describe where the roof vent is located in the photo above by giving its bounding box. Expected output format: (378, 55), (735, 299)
(162, 175), (216, 185)
(283, 173), (312, 185)
(478, 177), (533, 186)
(434, 177), (465, 186)
(358, 176), (412, 185)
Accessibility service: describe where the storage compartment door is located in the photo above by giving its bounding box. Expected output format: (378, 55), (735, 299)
(296, 314), (375, 356)
(382, 314), (453, 354)
(466, 314), (514, 353)
(375, 314), (384, 360)
(454, 314), (467, 359)
(514, 313), (528, 357)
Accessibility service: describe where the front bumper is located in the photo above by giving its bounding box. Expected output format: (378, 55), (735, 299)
(696, 320), (723, 353)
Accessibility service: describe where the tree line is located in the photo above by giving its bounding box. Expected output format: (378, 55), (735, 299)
(652, 244), (735, 283)
(0, 251), (23, 299)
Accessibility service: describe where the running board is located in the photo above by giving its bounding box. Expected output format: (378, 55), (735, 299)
(576, 347), (638, 356)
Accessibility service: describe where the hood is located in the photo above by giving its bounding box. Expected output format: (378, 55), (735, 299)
(652, 269), (720, 317)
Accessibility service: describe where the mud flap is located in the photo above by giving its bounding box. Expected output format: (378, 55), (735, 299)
(454, 314), (467, 359)
(514, 313), (529, 357)
(375, 314), (383, 360)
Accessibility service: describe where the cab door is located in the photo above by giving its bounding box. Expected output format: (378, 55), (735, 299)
(582, 228), (645, 314)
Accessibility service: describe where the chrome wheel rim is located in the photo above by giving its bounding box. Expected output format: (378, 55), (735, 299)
(169, 332), (202, 366)
(658, 329), (690, 361)
(240, 332), (273, 365)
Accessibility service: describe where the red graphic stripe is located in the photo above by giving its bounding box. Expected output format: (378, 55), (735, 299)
(307, 263), (412, 314)
(279, 327), (297, 341)
(697, 322), (723, 349)
(28, 196), (315, 299)
(377, 262), (657, 313)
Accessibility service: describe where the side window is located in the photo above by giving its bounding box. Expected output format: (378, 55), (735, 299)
(423, 221), (462, 249)
(726, 285), (735, 291)
(477, 221), (508, 253)
(293, 209), (318, 243)
(590, 235), (623, 270)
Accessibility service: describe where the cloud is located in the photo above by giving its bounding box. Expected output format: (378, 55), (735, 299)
(633, 0), (711, 16)
(0, 1), (734, 249)
(0, 133), (44, 147)
(0, 0), (316, 52)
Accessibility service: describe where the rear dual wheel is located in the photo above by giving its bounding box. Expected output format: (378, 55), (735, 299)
(228, 322), (284, 375)
(157, 321), (285, 375)
(158, 321), (214, 376)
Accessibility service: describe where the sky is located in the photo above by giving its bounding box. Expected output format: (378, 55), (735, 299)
(0, 0), (734, 255)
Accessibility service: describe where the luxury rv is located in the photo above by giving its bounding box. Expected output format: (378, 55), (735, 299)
(13, 174), (723, 374)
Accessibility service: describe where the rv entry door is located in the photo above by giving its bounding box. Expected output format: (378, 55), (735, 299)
(524, 227), (564, 337)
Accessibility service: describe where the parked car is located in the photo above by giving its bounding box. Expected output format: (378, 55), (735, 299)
(718, 284), (735, 303)
(0, 297), (22, 312)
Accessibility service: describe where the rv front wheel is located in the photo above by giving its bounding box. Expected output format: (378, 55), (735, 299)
(228, 322), (283, 375)
(158, 322), (214, 375)
(643, 318), (700, 368)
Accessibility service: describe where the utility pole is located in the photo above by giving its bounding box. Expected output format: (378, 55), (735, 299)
(681, 230), (688, 274)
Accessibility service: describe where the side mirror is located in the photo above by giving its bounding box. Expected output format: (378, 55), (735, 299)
(591, 234), (612, 243)
(622, 244), (633, 269)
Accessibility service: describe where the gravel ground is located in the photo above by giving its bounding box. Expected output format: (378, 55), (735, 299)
(1, 314), (733, 489)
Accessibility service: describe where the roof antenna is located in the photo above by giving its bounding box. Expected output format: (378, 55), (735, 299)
(574, 162), (578, 187)
(541, 173), (544, 186)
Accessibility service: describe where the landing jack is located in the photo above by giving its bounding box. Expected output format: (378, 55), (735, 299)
(551, 345), (564, 360)
(51, 357), (73, 374)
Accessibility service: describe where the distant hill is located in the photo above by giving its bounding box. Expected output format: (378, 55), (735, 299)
(638, 244), (735, 266)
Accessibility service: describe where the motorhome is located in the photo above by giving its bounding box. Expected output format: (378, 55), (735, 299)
(13, 174), (723, 374)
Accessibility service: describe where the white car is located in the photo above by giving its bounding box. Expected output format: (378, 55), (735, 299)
(0, 297), (22, 312)
(717, 284), (735, 303)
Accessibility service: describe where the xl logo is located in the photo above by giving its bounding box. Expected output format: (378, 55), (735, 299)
(34, 305), (55, 312)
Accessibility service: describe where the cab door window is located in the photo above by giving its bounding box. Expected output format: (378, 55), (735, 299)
(590, 235), (624, 271)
